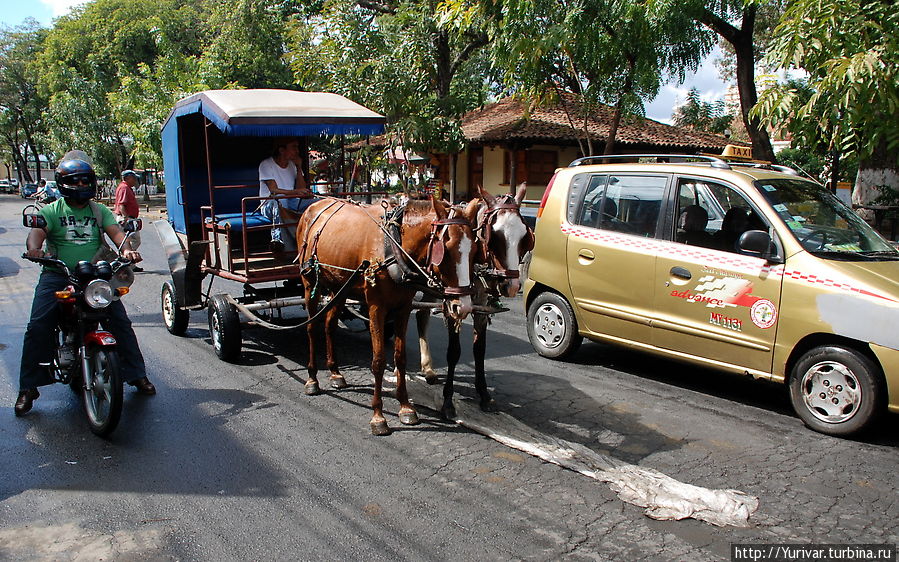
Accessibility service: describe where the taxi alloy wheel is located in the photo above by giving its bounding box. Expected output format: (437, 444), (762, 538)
(527, 292), (582, 359)
(789, 345), (883, 437)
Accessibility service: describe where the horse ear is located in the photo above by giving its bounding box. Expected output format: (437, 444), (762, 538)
(432, 195), (448, 219)
(514, 182), (528, 205)
(476, 185), (492, 204)
(463, 197), (481, 220)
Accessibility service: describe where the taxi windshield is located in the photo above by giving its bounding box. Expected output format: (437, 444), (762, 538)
(756, 178), (899, 259)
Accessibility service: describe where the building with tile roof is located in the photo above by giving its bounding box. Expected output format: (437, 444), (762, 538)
(349, 93), (742, 201)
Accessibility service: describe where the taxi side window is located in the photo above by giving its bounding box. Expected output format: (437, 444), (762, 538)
(675, 178), (765, 253)
(575, 174), (666, 237)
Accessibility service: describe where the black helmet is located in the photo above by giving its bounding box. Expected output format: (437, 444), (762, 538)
(55, 159), (97, 202)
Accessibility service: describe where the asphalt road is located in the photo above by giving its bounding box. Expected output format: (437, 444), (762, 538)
(1, 194), (898, 561)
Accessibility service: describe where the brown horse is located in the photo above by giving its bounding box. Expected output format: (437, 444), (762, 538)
(295, 197), (481, 435)
(415, 183), (535, 419)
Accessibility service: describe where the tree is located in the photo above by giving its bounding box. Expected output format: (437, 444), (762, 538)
(672, 88), (733, 134)
(288, 0), (492, 195)
(447, 0), (710, 155)
(0, 20), (49, 182)
(693, 0), (782, 162)
(753, 0), (899, 206)
(35, 0), (205, 176)
(201, 0), (296, 89)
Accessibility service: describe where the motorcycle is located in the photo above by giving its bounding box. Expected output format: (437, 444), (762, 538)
(22, 215), (140, 436)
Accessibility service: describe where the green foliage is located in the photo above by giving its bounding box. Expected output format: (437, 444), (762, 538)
(671, 88), (733, 134)
(451, 0), (712, 152)
(288, 0), (490, 154)
(202, 0), (294, 89)
(0, 20), (50, 179)
(753, 0), (899, 165)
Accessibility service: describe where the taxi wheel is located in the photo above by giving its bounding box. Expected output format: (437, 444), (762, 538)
(527, 292), (582, 359)
(789, 346), (884, 437)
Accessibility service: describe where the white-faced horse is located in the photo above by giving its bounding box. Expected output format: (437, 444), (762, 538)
(415, 183), (535, 419)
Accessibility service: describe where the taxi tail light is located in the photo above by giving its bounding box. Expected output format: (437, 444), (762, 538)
(536, 173), (557, 219)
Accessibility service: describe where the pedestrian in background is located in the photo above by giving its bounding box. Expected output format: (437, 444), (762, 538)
(115, 170), (143, 272)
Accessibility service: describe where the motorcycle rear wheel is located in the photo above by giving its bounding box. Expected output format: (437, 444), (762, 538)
(82, 348), (123, 437)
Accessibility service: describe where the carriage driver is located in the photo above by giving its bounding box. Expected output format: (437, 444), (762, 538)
(258, 137), (318, 252)
(15, 156), (156, 417)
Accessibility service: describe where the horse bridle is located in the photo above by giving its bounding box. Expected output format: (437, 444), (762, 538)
(478, 195), (527, 280)
(381, 203), (476, 298)
(426, 210), (476, 297)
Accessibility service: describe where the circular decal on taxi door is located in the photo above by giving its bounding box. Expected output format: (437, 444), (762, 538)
(750, 299), (777, 329)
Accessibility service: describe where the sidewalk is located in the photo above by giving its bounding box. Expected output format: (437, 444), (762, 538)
(98, 192), (168, 221)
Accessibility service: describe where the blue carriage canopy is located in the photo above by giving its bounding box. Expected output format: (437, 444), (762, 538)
(162, 89), (387, 137)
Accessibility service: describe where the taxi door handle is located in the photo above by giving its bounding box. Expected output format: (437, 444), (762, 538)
(578, 249), (595, 261)
(670, 266), (692, 280)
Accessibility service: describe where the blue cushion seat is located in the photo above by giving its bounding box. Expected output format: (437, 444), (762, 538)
(211, 212), (270, 232)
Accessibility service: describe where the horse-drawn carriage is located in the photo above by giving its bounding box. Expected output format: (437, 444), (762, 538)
(156, 89), (387, 358)
(156, 89), (534, 434)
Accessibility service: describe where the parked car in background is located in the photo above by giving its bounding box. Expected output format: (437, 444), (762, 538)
(0, 179), (10, 193)
(20, 183), (38, 198)
(524, 146), (899, 438)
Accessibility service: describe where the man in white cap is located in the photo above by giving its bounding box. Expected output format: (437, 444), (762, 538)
(115, 170), (142, 271)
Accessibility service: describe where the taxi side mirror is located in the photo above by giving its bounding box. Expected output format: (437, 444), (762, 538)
(738, 230), (781, 263)
(23, 214), (47, 229)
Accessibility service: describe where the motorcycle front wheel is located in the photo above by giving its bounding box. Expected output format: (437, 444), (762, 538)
(82, 347), (123, 437)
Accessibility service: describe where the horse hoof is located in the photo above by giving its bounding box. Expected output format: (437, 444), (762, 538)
(304, 380), (320, 395)
(329, 375), (348, 390)
(439, 405), (457, 421)
(424, 372), (439, 385)
(399, 409), (420, 425)
(480, 399), (498, 413)
(370, 420), (391, 436)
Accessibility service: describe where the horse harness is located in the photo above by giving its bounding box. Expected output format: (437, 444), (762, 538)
(382, 203), (475, 298)
(301, 199), (475, 300)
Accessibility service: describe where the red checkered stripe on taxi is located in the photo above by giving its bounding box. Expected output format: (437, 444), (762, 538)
(780, 270), (897, 302)
(561, 223), (781, 274)
(561, 223), (896, 302)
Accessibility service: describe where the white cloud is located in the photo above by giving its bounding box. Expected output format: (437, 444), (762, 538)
(40, 0), (85, 17)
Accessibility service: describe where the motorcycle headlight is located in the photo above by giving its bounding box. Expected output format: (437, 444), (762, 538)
(84, 279), (113, 309)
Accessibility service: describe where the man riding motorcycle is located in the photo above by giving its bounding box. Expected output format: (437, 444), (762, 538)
(15, 156), (156, 416)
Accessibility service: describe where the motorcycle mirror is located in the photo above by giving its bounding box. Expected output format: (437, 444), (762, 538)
(122, 218), (143, 232)
(23, 214), (47, 229)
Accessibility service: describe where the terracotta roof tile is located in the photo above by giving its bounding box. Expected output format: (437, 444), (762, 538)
(461, 95), (738, 152)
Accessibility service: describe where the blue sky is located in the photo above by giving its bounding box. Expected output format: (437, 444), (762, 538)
(1, 0), (728, 124)
(0, 0), (74, 27)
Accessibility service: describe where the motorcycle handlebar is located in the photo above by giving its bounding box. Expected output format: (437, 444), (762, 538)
(22, 253), (132, 274)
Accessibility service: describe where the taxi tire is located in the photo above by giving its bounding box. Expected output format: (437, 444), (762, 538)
(527, 292), (582, 359)
(789, 345), (884, 437)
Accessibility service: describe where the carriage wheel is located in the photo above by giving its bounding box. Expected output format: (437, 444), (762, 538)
(161, 281), (190, 336)
(208, 294), (242, 362)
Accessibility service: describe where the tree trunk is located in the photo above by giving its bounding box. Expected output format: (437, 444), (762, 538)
(733, 39), (776, 163)
(853, 140), (899, 219)
(604, 105), (622, 155)
(701, 5), (776, 163)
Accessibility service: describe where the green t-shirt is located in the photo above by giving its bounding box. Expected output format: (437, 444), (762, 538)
(40, 199), (117, 270)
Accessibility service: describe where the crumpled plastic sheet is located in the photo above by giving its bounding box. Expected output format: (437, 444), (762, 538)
(403, 375), (759, 527)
